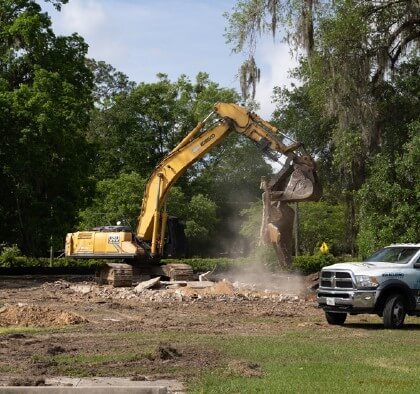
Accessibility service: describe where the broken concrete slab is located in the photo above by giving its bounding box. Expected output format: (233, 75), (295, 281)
(185, 281), (214, 289)
(0, 388), (167, 394)
(160, 281), (187, 287)
(70, 284), (93, 295)
(133, 277), (161, 293)
(54, 377), (183, 393)
(1, 377), (184, 394)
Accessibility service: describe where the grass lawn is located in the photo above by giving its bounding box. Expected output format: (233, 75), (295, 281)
(190, 318), (420, 393)
(2, 309), (419, 393)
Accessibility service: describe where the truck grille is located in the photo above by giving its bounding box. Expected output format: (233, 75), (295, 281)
(320, 271), (354, 289)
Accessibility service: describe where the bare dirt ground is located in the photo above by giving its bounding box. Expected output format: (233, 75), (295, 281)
(0, 272), (322, 388)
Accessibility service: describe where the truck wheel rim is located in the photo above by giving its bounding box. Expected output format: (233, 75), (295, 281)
(392, 303), (404, 324)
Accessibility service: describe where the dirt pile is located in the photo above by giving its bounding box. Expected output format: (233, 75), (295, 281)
(228, 360), (264, 377)
(157, 344), (182, 360)
(8, 377), (46, 386)
(0, 304), (87, 327)
(178, 280), (235, 297)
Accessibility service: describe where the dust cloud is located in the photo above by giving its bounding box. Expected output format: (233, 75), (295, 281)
(220, 262), (305, 295)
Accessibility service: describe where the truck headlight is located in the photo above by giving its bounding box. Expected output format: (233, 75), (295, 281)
(355, 275), (379, 289)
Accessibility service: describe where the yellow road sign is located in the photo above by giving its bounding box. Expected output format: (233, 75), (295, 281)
(320, 242), (329, 254)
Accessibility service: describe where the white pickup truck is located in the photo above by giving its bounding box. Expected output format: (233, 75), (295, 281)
(317, 244), (420, 328)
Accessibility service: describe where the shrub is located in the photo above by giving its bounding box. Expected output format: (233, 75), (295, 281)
(163, 257), (248, 272)
(0, 255), (106, 269)
(292, 253), (337, 274)
(0, 245), (22, 267)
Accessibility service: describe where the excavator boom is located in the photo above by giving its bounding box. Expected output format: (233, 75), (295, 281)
(65, 102), (321, 277)
(136, 102), (321, 263)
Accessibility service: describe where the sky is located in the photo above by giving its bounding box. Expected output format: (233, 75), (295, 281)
(43, 0), (298, 118)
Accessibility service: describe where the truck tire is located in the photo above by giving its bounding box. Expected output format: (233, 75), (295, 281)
(383, 294), (406, 329)
(325, 311), (347, 325)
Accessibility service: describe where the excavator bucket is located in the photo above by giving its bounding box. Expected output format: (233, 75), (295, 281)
(260, 158), (321, 268)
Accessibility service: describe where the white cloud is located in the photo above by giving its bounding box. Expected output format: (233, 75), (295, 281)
(57, 0), (106, 37)
(50, 0), (150, 69)
(46, 0), (296, 103)
(254, 42), (298, 119)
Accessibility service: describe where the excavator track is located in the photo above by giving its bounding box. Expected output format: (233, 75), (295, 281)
(97, 262), (195, 287)
(96, 263), (133, 287)
(161, 263), (194, 281)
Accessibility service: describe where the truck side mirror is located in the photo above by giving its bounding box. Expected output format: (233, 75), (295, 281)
(413, 262), (420, 269)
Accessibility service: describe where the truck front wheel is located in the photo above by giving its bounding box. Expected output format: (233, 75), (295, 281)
(383, 294), (406, 329)
(325, 311), (347, 325)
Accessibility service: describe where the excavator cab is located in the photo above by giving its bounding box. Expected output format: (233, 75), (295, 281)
(164, 216), (187, 258)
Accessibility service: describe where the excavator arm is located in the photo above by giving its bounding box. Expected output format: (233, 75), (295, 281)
(136, 103), (321, 263)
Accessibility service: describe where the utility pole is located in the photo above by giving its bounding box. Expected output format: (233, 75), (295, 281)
(294, 202), (300, 256)
(49, 205), (53, 267)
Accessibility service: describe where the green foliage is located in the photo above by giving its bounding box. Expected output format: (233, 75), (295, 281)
(184, 195), (217, 244)
(88, 73), (239, 180)
(299, 202), (348, 255)
(0, 245), (22, 265)
(165, 189), (220, 254)
(77, 172), (218, 252)
(357, 124), (420, 257)
(240, 201), (349, 256)
(228, 0), (420, 254)
(0, 0), (93, 255)
(249, 244), (279, 271)
(292, 253), (336, 275)
(78, 172), (147, 230)
(239, 201), (262, 247)
(163, 258), (247, 272)
(0, 254), (103, 269)
(86, 58), (136, 108)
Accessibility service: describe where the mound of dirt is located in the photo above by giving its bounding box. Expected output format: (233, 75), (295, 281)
(0, 304), (87, 327)
(179, 280), (235, 297)
(228, 360), (264, 378)
(157, 344), (182, 360)
(8, 377), (46, 386)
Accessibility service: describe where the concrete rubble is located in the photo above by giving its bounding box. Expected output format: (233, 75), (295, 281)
(134, 277), (161, 293)
(42, 275), (306, 305)
(0, 376), (184, 394)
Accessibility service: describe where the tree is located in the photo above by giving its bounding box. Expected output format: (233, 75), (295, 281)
(226, 0), (420, 173)
(78, 172), (147, 230)
(78, 171), (219, 255)
(0, 0), (93, 255)
(299, 202), (348, 255)
(240, 200), (348, 256)
(226, 0), (420, 253)
(357, 126), (420, 257)
(88, 73), (240, 180)
(86, 58), (136, 108)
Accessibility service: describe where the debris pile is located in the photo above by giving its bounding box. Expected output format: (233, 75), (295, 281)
(42, 277), (306, 304)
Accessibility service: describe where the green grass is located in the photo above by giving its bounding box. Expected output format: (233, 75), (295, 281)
(10, 320), (418, 392)
(190, 325), (420, 393)
(43, 326), (419, 392)
(5, 315), (418, 392)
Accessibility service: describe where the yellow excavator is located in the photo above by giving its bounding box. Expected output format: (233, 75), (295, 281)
(65, 103), (321, 286)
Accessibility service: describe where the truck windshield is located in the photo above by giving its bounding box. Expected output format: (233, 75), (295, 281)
(365, 247), (419, 264)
